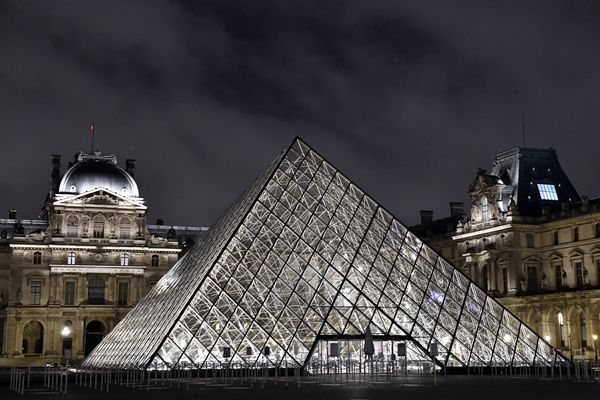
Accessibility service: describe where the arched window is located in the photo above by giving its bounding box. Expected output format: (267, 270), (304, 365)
(85, 321), (105, 356)
(66, 216), (78, 238)
(67, 252), (76, 265)
(33, 252), (42, 264)
(120, 253), (129, 266)
(22, 321), (44, 354)
(87, 277), (105, 305)
(481, 196), (489, 222)
(119, 218), (131, 239)
(151, 254), (159, 267)
(93, 217), (105, 239)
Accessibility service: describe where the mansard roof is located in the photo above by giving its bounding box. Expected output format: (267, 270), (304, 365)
(490, 147), (580, 217)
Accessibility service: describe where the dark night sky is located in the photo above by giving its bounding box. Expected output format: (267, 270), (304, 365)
(2, 0), (600, 228)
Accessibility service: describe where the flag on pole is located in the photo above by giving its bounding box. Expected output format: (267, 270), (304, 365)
(89, 121), (95, 153)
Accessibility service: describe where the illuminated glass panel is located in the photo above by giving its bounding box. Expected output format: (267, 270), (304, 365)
(537, 184), (558, 200)
(83, 138), (566, 370)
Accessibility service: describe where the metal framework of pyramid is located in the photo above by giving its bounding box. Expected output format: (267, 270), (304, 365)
(84, 138), (564, 370)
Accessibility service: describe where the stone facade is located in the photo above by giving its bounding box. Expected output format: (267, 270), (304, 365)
(0, 152), (206, 367)
(412, 147), (600, 362)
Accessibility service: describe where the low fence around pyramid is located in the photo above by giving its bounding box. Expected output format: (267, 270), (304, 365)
(83, 138), (568, 371)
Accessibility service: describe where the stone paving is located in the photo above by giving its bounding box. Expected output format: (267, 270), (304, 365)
(1, 370), (600, 400)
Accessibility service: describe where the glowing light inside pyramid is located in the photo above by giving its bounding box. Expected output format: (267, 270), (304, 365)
(83, 138), (565, 370)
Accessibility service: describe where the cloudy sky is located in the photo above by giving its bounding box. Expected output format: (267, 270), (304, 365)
(1, 0), (600, 227)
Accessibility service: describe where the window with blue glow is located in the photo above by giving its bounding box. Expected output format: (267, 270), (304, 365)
(537, 184), (558, 200)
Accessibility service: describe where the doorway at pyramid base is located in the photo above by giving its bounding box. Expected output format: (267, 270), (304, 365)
(142, 333), (567, 373)
(306, 334), (440, 375)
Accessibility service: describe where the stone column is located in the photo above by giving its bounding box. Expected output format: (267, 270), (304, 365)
(46, 316), (56, 355)
(490, 259), (497, 292)
(133, 276), (140, 304)
(591, 310), (600, 361)
(6, 313), (20, 356)
(76, 317), (86, 358)
(78, 275), (86, 304)
(107, 275), (115, 304)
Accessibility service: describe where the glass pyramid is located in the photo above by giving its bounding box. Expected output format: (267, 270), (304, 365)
(83, 138), (564, 370)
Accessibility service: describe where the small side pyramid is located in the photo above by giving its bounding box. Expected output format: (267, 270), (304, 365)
(84, 138), (564, 370)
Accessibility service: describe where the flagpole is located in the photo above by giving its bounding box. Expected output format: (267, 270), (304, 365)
(90, 121), (95, 153)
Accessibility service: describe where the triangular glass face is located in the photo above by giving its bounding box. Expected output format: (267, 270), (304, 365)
(84, 138), (565, 370)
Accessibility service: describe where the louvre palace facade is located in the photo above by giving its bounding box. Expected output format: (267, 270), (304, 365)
(412, 147), (600, 362)
(0, 151), (206, 367)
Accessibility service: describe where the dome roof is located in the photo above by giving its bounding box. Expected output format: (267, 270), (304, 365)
(58, 152), (140, 198)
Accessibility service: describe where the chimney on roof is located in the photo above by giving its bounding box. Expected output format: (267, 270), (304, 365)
(450, 202), (465, 217)
(125, 159), (136, 177)
(50, 154), (61, 195)
(420, 210), (434, 225)
(8, 209), (16, 219)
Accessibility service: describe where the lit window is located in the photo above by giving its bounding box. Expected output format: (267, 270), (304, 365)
(67, 252), (76, 265)
(120, 253), (129, 266)
(481, 196), (489, 222)
(537, 184), (558, 200)
(558, 312), (565, 347)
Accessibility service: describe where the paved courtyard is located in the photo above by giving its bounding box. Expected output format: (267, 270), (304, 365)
(1, 372), (599, 400)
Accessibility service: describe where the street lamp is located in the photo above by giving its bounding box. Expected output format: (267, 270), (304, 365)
(593, 334), (598, 363)
(60, 326), (71, 337)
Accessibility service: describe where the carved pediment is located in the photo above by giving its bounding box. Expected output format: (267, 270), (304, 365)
(53, 188), (146, 209)
(569, 249), (584, 259)
(549, 252), (563, 262)
(522, 255), (543, 264)
(85, 193), (120, 205)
